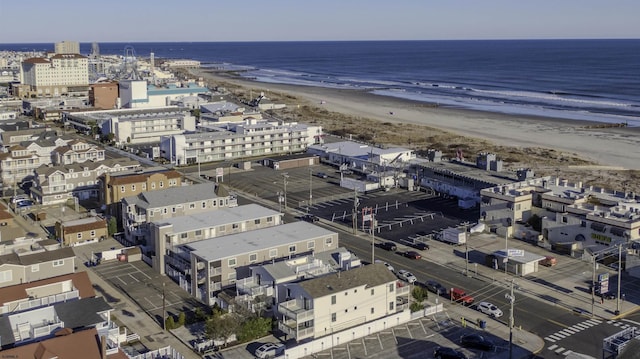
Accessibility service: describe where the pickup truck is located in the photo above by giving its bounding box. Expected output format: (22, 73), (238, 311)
(449, 287), (474, 305)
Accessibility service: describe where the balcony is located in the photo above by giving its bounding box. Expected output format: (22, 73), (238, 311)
(396, 281), (411, 296)
(236, 278), (274, 298)
(127, 212), (147, 223)
(278, 320), (314, 341)
(209, 267), (222, 276)
(278, 299), (314, 322)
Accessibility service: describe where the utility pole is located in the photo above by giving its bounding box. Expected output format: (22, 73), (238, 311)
(464, 223), (469, 276)
(352, 187), (359, 235)
(505, 280), (515, 359)
(308, 168), (312, 214)
(282, 173), (289, 210)
(162, 282), (166, 331)
(370, 210), (375, 264)
(616, 244), (623, 315)
(592, 257), (596, 318)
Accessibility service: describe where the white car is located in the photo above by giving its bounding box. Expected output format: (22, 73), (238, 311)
(477, 301), (503, 318)
(255, 342), (285, 358)
(397, 269), (417, 284)
(375, 260), (395, 273)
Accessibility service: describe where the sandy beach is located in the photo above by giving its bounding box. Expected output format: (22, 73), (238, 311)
(188, 69), (640, 191)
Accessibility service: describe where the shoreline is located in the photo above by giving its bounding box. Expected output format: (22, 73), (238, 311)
(192, 69), (640, 171)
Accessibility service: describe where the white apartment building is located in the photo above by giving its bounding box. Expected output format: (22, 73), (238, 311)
(150, 203), (283, 275)
(160, 118), (323, 165)
(119, 80), (209, 109)
(173, 222), (339, 305)
(19, 54), (89, 98)
(65, 107), (195, 144)
(121, 182), (237, 245)
(277, 263), (407, 341)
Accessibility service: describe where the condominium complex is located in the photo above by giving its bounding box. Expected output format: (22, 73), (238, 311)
(160, 118), (323, 165)
(17, 53), (89, 98)
(119, 80), (208, 109)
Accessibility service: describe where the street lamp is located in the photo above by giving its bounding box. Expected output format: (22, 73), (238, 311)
(282, 173), (289, 210)
(309, 168), (313, 214)
(505, 280), (515, 359)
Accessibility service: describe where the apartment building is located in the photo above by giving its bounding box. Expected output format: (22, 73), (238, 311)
(277, 263), (406, 341)
(122, 182), (237, 245)
(234, 247), (362, 313)
(172, 222), (339, 305)
(159, 118), (323, 165)
(64, 107), (195, 144)
(99, 168), (182, 219)
(89, 81), (119, 109)
(32, 158), (140, 205)
(150, 203), (283, 274)
(54, 40), (80, 54)
(55, 216), (108, 247)
(0, 247), (76, 288)
(18, 53), (89, 98)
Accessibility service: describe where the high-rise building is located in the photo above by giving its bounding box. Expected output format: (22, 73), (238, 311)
(17, 53), (89, 98)
(55, 40), (80, 54)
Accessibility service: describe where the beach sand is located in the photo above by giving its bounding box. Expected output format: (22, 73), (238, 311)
(187, 68), (640, 191)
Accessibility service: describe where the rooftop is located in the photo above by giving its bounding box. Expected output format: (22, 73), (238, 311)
(298, 263), (397, 299)
(124, 182), (222, 209)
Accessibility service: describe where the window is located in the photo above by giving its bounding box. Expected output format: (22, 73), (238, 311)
(331, 313), (336, 322)
(325, 237), (333, 245)
(151, 182), (156, 189)
(227, 258), (237, 267)
(354, 306), (357, 310)
(267, 216), (273, 223)
(31, 264), (39, 272)
(0, 270), (12, 283)
(90, 230), (95, 237)
(255, 219), (261, 225)
(331, 295), (336, 305)
(307, 241), (315, 250)
(189, 203), (195, 209)
(195, 230), (202, 236)
(180, 233), (188, 239)
(371, 308), (375, 314)
(212, 200), (217, 206)
(131, 184), (136, 191)
(218, 225), (226, 233)
(269, 249), (277, 258)
(172, 207), (176, 213)
(249, 253), (257, 262)
(159, 181), (164, 188)
(53, 259), (64, 267)
(354, 289), (358, 293)
(232, 223), (239, 229)
(77, 233), (82, 239)
(202, 201), (207, 208)
(142, 183), (146, 190)
(163, 208), (168, 214)
(389, 284), (394, 292)
(120, 186), (125, 193)
(389, 302), (394, 310)
(289, 245), (296, 253)
(344, 309), (348, 313)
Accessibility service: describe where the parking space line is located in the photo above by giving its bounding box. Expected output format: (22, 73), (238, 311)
(116, 276), (127, 286)
(128, 273), (140, 282)
(377, 334), (383, 350)
(390, 328), (398, 344)
(361, 338), (367, 357)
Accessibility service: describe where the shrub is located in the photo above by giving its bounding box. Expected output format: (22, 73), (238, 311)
(165, 316), (176, 330)
(178, 312), (186, 326)
(412, 286), (429, 302)
(410, 302), (424, 312)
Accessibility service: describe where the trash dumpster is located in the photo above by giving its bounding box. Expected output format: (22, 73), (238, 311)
(479, 319), (487, 329)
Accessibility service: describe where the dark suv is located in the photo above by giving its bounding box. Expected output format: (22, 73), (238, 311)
(425, 280), (447, 296)
(379, 242), (397, 251)
(301, 214), (319, 223)
(434, 347), (467, 359)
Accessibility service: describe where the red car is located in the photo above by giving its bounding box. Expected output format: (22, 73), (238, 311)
(403, 251), (422, 260)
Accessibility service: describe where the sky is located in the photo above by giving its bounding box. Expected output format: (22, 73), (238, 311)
(1, 0), (638, 43)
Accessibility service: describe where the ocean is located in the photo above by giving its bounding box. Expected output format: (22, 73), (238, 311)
(2, 40), (639, 125)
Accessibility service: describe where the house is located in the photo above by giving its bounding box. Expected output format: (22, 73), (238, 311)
(121, 182), (237, 245)
(51, 139), (106, 165)
(149, 203), (283, 274)
(169, 222), (339, 306)
(99, 167), (183, 219)
(0, 247), (76, 288)
(55, 216), (108, 247)
(277, 263), (407, 341)
(31, 158), (140, 205)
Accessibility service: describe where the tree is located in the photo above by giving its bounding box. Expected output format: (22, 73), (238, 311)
(205, 313), (239, 347)
(527, 214), (542, 232)
(178, 312), (186, 327)
(237, 317), (272, 342)
(165, 315), (176, 330)
(412, 286), (429, 303)
(410, 302), (425, 312)
(107, 217), (118, 236)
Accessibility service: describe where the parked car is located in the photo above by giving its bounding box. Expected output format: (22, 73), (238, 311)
(397, 269), (417, 284)
(434, 347), (468, 359)
(449, 287), (474, 305)
(379, 241), (397, 251)
(403, 251), (422, 260)
(540, 256), (557, 267)
(411, 242), (430, 250)
(300, 214), (320, 223)
(254, 342), (285, 359)
(476, 301), (503, 318)
(602, 291), (617, 300)
(460, 334), (495, 351)
(315, 172), (328, 179)
(16, 200), (33, 208)
(375, 260), (395, 273)
(425, 280), (447, 296)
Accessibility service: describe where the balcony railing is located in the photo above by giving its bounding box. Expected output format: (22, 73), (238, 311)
(278, 321), (314, 340)
(278, 299), (314, 322)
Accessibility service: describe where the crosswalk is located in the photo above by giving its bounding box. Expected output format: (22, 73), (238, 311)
(545, 318), (638, 356)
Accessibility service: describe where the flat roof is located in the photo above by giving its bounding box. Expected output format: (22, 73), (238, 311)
(309, 141), (409, 157)
(153, 203), (280, 233)
(298, 263), (397, 299)
(184, 222), (336, 261)
(493, 248), (546, 264)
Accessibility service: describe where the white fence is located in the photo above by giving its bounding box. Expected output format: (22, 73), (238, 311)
(282, 304), (443, 359)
